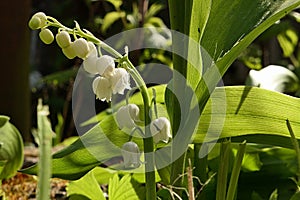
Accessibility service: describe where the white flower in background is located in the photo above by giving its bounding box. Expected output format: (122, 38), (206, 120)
(111, 68), (131, 94)
(116, 104), (140, 129)
(150, 117), (171, 144)
(92, 76), (112, 102)
(96, 55), (115, 77)
(247, 65), (299, 93)
(39, 28), (54, 44)
(121, 141), (141, 168)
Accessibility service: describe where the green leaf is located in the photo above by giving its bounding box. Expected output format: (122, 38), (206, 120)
(269, 189), (278, 200)
(0, 118), (23, 179)
(215, 0), (300, 76)
(101, 11), (126, 34)
(277, 28), (298, 57)
(67, 170), (105, 200)
(194, 86), (300, 148)
(0, 116), (9, 128)
(108, 174), (144, 200)
(290, 191), (300, 200)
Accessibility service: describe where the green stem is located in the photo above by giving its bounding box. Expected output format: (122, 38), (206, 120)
(37, 100), (53, 200)
(125, 59), (156, 200)
(194, 144), (208, 184)
(226, 141), (246, 200)
(216, 140), (231, 200)
(286, 119), (300, 183)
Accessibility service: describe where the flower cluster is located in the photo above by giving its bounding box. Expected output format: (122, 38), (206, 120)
(90, 55), (131, 102)
(29, 12), (131, 102)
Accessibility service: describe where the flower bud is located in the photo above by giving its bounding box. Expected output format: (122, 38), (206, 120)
(96, 55), (115, 77)
(111, 68), (131, 95)
(87, 41), (98, 58)
(56, 31), (71, 48)
(82, 42), (98, 74)
(92, 76), (112, 102)
(28, 12), (47, 29)
(150, 117), (171, 144)
(62, 42), (76, 59)
(121, 141), (141, 168)
(116, 104), (140, 129)
(83, 55), (98, 74)
(73, 38), (90, 59)
(39, 28), (54, 44)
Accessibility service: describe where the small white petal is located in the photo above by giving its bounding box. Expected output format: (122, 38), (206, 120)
(96, 55), (115, 77)
(92, 76), (112, 102)
(111, 68), (131, 95)
(150, 117), (171, 144)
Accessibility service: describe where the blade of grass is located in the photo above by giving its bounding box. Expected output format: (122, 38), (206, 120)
(226, 140), (246, 200)
(216, 139), (231, 200)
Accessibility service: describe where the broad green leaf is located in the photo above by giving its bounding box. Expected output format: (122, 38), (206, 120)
(67, 170), (105, 200)
(215, 1), (300, 77)
(194, 86), (300, 148)
(108, 174), (145, 200)
(101, 11), (126, 34)
(0, 117), (23, 179)
(0, 116), (9, 128)
(21, 86), (300, 180)
(277, 28), (298, 57)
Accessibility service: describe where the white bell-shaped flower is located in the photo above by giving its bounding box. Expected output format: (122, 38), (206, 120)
(96, 55), (115, 77)
(111, 68), (131, 95)
(121, 141), (141, 168)
(116, 104), (140, 129)
(150, 117), (171, 144)
(92, 76), (112, 102)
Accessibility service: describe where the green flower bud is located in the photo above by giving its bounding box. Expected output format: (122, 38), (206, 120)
(28, 17), (41, 30)
(39, 28), (54, 44)
(62, 43), (76, 59)
(56, 31), (71, 48)
(28, 12), (47, 30)
(73, 38), (89, 59)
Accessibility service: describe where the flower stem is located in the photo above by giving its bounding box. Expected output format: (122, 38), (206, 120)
(125, 59), (156, 199)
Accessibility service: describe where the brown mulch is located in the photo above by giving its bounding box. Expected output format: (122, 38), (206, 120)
(1, 173), (68, 200)
(1, 146), (69, 200)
